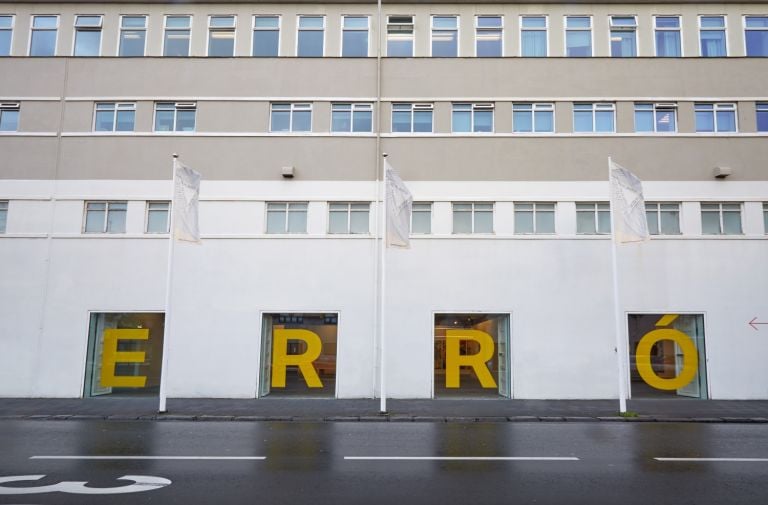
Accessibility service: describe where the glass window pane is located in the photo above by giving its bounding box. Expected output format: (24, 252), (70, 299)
(293, 110), (311, 132)
(716, 111), (736, 132)
(392, 110), (411, 132)
(656, 110), (675, 132)
(660, 209), (680, 234)
(595, 110), (614, 132)
(0, 30), (11, 57)
(453, 210), (472, 233)
(329, 211), (348, 233)
(513, 110), (532, 132)
(646, 209), (660, 235)
(515, 211), (534, 233)
(746, 16), (768, 28)
(107, 206), (126, 233)
(433, 17), (457, 29)
(701, 211), (721, 234)
(33, 16), (57, 28)
(122, 16), (146, 28)
(577, 211), (596, 234)
(95, 109), (114, 131)
(574, 110), (593, 132)
(115, 110), (135, 132)
(147, 208), (169, 233)
(0, 110), (19, 131)
(635, 110), (654, 132)
(253, 31), (279, 57)
(30, 31), (56, 56)
(722, 211), (742, 234)
(271, 110), (290, 132)
(332, 110), (350, 132)
(154, 110), (174, 131)
(656, 31), (681, 57)
(255, 16), (279, 29)
(611, 30), (636, 57)
(342, 31), (368, 57)
(757, 106), (768, 132)
(597, 210), (611, 233)
(566, 31), (591, 57)
(287, 209), (307, 233)
(432, 30), (457, 57)
(267, 209), (286, 233)
(298, 31), (323, 57)
(176, 110), (195, 131)
(299, 17), (324, 29)
(74, 30), (100, 56)
(474, 211), (493, 233)
(120, 29), (145, 56)
(477, 30), (502, 57)
(85, 208), (105, 232)
(413, 111), (432, 132)
(522, 17), (546, 28)
(696, 111), (714, 132)
(349, 210), (369, 233)
(534, 110), (553, 132)
(412, 210), (431, 233)
(521, 31), (546, 56)
(209, 16), (234, 28)
(700, 30), (726, 57)
(453, 110), (471, 132)
(746, 31), (768, 57)
(536, 209), (555, 233)
(209, 31), (235, 56)
(344, 16), (368, 29)
(166, 16), (190, 28)
(474, 110), (493, 132)
(164, 31), (190, 56)
(352, 110), (372, 132)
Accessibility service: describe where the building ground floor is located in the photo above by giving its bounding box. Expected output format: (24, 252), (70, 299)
(1, 179), (767, 402)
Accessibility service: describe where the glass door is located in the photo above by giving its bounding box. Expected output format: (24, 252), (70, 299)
(259, 315), (273, 397)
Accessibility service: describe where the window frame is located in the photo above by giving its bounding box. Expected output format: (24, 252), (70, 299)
(153, 102), (197, 133)
(266, 201), (309, 234)
(331, 102), (373, 134)
(514, 202), (556, 235)
(576, 202), (611, 235)
(520, 15), (548, 57)
(328, 202), (370, 234)
(93, 102), (136, 133)
(564, 15), (593, 57)
(206, 14), (236, 57)
(609, 15), (638, 57)
(763, 202), (768, 234)
(162, 14), (192, 57)
(341, 15), (369, 57)
(701, 202), (743, 235)
(0, 14), (15, 57)
(72, 14), (103, 57)
(118, 15), (148, 57)
(645, 202), (681, 235)
(573, 102), (616, 133)
(252, 15), (280, 57)
(698, 15), (727, 57)
(411, 202), (432, 234)
(451, 102), (494, 134)
(386, 14), (414, 57)
(757, 102), (768, 132)
(512, 102), (554, 133)
(475, 15), (503, 57)
(145, 201), (171, 234)
(296, 15), (325, 57)
(431, 14), (459, 57)
(83, 201), (128, 234)
(0, 200), (7, 233)
(452, 202), (494, 234)
(694, 102), (738, 133)
(744, 15), (768, 57)
(29, 14), (59, 57)
(654, 15), (683, 57)
(0, 101), (20, 132)
(270, 102), (313, 133)
(391, 103), (434, 134)
(634, 102), (677, 133)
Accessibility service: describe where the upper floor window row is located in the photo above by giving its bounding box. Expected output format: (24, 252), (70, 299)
(6, 14), (768, 58)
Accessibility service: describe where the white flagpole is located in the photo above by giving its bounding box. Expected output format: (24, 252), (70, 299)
(608, 156), (628, 413)
(158, 153), (179, 413)
(379, 153), (388, 414)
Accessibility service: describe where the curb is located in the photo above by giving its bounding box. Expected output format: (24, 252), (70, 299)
(5, 414), (768, 424)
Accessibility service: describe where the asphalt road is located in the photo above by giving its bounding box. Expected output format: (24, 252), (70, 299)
(0, 420), (767, 505)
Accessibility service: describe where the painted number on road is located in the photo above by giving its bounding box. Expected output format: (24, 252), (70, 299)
(0, 475), (171, 495)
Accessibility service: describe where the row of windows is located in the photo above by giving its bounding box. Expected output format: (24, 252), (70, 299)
(5, 101), (767, 134)
(2, 13), (767, 58)
(1, 200), (765, 237)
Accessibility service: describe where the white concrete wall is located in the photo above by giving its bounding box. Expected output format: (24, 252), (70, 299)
(1, 179), (767, 399)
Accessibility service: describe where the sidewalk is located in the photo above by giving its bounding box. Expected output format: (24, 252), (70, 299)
(2, 398), (768, 423)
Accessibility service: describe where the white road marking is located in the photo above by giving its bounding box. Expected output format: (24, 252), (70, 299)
(0, 475), (171, 495)
(655, 457), (768, 462)
(344, 456), (579, 461)
(31, 456), (266, 461)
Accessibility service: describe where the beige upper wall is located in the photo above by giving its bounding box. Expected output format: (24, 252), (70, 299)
(2, 3), (767, 57)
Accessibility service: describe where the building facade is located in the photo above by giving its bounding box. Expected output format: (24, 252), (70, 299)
(1, 1), (767, 402)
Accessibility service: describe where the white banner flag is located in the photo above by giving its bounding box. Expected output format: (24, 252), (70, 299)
(173, 159), (201, 243)
(609, 159), (649, 244)
(385, 160), (413, 248)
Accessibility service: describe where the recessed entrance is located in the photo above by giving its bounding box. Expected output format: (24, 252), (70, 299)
(433, 313), (511, 398)
(259, 313), (337, 398)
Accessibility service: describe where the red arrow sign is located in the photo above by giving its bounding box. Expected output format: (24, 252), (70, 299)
(749, 317), (768, 330)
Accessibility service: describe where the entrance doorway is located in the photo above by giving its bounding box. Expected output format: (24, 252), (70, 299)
(433, 313), (511, 398)
(628, 313), (708, 399)
(259, 313), (337, 398)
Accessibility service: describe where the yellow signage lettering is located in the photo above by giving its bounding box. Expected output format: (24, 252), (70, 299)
(100, 329), (149, 388)
(636, 327), (698, 391)
(445, 329), (498, 389)
(271, 329), (323, 388)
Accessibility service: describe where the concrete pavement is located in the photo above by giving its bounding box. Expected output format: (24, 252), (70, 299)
(2, 397), (768, 423)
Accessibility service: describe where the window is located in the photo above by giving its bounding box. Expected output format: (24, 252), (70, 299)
(746, 16), (768, 56)
(329, 202), (369, 234)
(146, 202), (170, 233)
(655, 16), (682, 57)
(573, 103), (615, 133)
(521, 16), (547, 56)
(757, 102), (768, 132)
(700, 16), (727, 57)
(0, 15), (13, 56)
(164, 15), (191, 57)
(253, 15), (279, 56)
(610, 16), (637, 57)
(297, 15), (324, 57)
(453, 103), (493, 133)
(635, 103), (676, 133)
(0, 201), (7, 233)
(476, 16), (502, 57)
(270, 103), (311, 132)
(513, 103), (554, 133)
(29, 15), (58, 56)
(577, 203), (611, 234)
(0, 102), (19, 131)
(84, 201), (127, 233)
(208, 15), (235, 57)
(94, 102), (135, 132)
(645, 202), (680, 235)
(73, 15), (102, 56)
(453, 203), (493, 234)
(331, 103), (372, 133)
(701, 203), (742, 235)
(392, 103), (433, 133)
(119, 16), (147, 57)
(342, 15), (368, 57)
(387, 15), (413, 56)
(266, 202), (308, 234)
(764, 203), (768, 233)
(514, 202), (555, 234)
(695, 103), (736, 132)
(154, 102), (196, 132)
(411, 202), (431, 234)
(432, 15), (458, 57)
(565, 16), (591, 56)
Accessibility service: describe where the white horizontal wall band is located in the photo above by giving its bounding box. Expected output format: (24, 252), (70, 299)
(64, 97), (378, 103)
(59, 97), (768, 103)
(0, 132), (58, 137)
(0, 97), (60, 102)
(60, 132), (376, 138)
(31, 456), (267, 461)
(6, 235), (765, 242)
